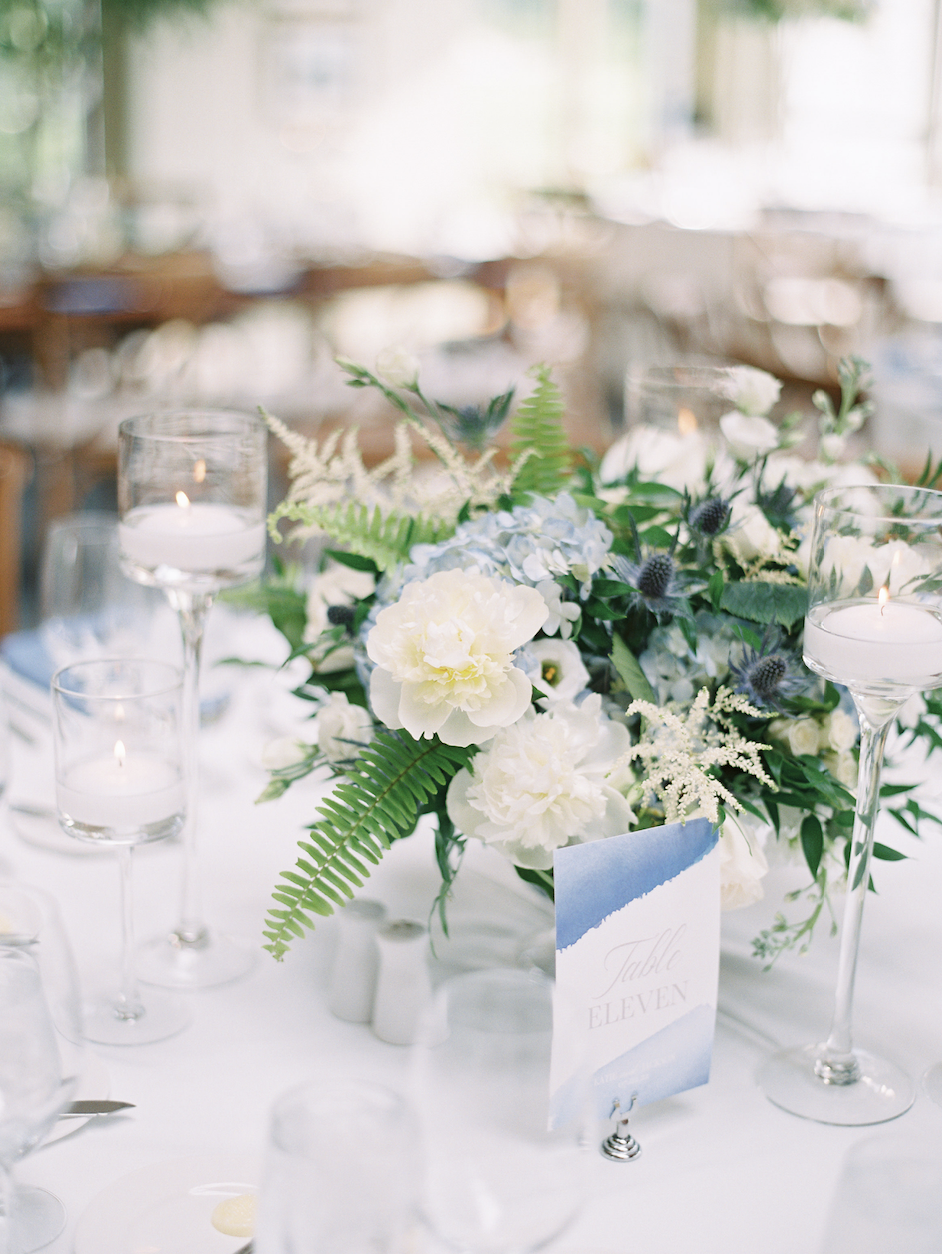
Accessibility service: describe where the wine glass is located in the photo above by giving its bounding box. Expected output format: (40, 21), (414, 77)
(254, 1077), (420, 1254)
(40, 511), (171, 673)
(757, 482), (942, 1124)
(411, 968), (589, 1254)
(117, 409), (267, 989)
(51, 658), (190, 1044)
(0, 882), (85, 1254)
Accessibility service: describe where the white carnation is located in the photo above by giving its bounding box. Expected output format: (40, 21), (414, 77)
(446, 694), (634, 869)
(316, 692), (374, 763)
(366, 569), (548, 747)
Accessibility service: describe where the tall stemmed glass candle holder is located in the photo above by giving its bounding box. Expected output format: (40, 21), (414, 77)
(757, 483), (942, 1124)
(52, 659), (190, 1044)
(118, 411), (267, 989)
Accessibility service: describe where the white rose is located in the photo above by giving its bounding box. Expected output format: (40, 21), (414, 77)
(366, 569), (548, 747)
(719, 410), (780, 462)
(719, 812), (770, 910)
(723, 499), (782, 564)
(825, 751), (858, 790)
(374, 345), (420, 387)
(529, 638), (590, 705)
(316, 692), (374, 763)
(824, 708), (858, 754)
(785, 717), (821, 757)
(721, 366), (782, 417)
(446, 694), (634, 869)
(260, 736), (312, 770)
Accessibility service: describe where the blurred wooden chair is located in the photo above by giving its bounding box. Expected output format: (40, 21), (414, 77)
(0, 440), (30, 637)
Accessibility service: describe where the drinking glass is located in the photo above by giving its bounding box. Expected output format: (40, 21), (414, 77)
(0, 882), (85, 1254)
(39, 512), (169, 674)
(117, 409), (267, 989)
(624, 362), (740, 434)
(254, 1078), (420, 1254)
(51, 658), (190, 1044)
(412, 968), (589, 1254)
(757, 483), (942, 1124)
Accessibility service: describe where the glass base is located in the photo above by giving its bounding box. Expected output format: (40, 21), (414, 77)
(923, 1063), (942, 1105)
(757, 1043), (915, 1125)
(12, 1185), (65, 1253)
(137, 928), (256, 990)
(83, 988), (191, 1046)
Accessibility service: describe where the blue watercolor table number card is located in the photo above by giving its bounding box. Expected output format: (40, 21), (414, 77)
(549, 818), (721, 1151)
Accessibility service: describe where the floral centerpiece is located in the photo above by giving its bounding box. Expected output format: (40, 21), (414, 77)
(252, 352), (942, 962)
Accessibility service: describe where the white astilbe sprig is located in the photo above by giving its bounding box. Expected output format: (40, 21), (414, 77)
(620, 686), (775, 824)
(263, 408), (518, 532)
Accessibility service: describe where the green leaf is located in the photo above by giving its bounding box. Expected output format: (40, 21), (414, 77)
(872, 842), (907, 861)
(262, 731), (474, 959)
(800, 814), (824, 879)
(268, 499), (452, 572)
(719, 581), (808, 629)
(610, 634), (655, 701)
(324, 549), (380, 574)
(509, 365), (572, 497)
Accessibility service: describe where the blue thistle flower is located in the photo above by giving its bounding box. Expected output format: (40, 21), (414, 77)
(730, 634), (806, 709)
(611, 550), (689, 619)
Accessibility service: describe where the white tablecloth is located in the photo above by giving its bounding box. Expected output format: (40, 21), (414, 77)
(3, 616), (942, 1254)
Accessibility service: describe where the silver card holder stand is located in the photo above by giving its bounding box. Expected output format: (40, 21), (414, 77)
(601, 1093), (641, 1161)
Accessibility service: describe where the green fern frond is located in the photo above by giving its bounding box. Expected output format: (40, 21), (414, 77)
(269, 499), (454, 572)
(509, 364), (572, 498)
(263, 730), (474, 958)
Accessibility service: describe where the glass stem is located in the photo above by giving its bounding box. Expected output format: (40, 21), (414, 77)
(115, 845), (143, 1022)
(168, 588), (214, 948)
(0, 1158), (13, 1254)
(816, 694), (901, 1084)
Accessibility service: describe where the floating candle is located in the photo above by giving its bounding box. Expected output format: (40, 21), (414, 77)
(57, 741), (184, 830)
(119, 499), (265, 574)
(804, 594), (942, 689)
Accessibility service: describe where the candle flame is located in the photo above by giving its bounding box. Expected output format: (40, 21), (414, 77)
(114, 740), (126, 767)
(175, 490), (190, 509)
(878, 585), (889, 613)
(193, 458), (206, 484)
(677, 406), (698, 436)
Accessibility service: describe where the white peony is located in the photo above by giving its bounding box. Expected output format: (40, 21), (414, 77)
(366, 569), (548, 747)
(721, 366), (782, 417)
(316, 692), (374, 763)
(529, 638), (590, 705)
(446, 694), (634, 869)
(719, 410), (780, 462)
(719, 811), (770, 910)
(374, 345), (420, 387)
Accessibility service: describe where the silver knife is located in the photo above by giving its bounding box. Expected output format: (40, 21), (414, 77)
(61, 1100), (136, 1118)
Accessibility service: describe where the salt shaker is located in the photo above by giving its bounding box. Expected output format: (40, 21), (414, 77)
(327, 898), (387, 1023)
(371, 919), (432, 1046)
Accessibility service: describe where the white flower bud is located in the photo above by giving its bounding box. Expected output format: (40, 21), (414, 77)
(375, 346), (420, 388)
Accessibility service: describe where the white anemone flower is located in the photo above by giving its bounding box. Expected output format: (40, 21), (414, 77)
(446, 694), (634, 868)
(366, 568), (548, 747)
(529, 638), (590, 705)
